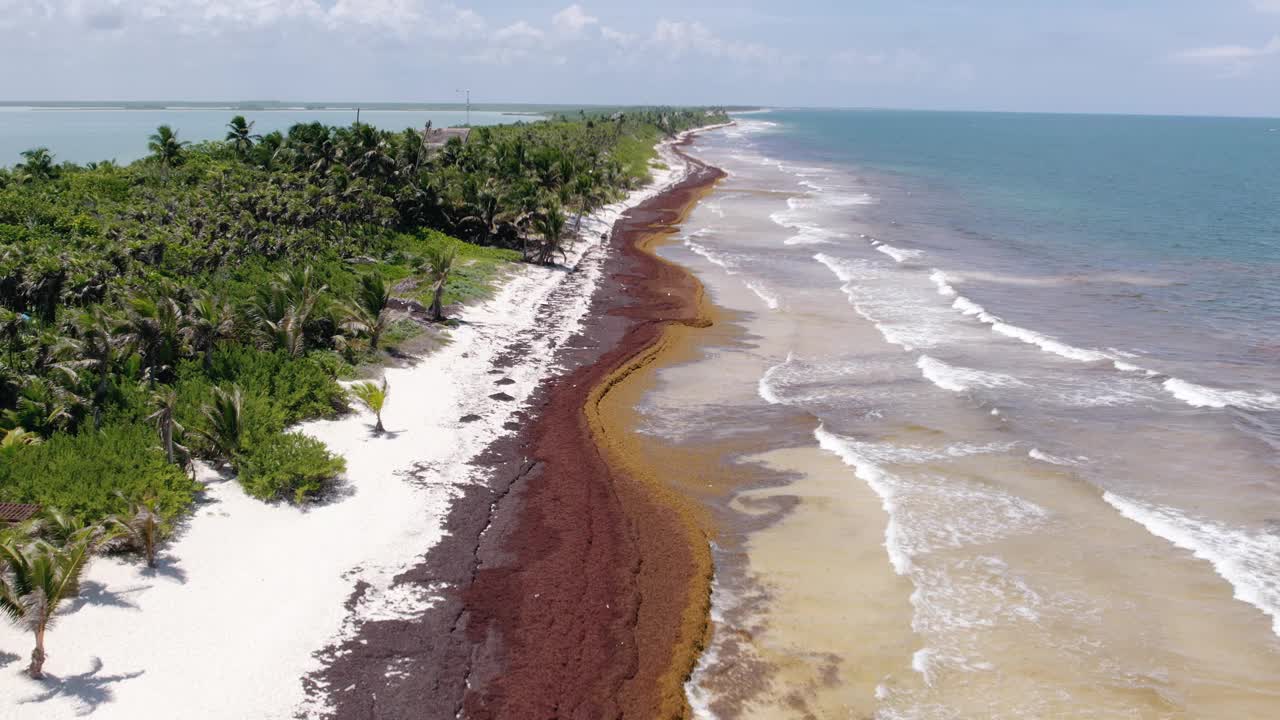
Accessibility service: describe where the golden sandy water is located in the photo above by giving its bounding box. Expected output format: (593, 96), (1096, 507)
(639, 292), (1280, 719)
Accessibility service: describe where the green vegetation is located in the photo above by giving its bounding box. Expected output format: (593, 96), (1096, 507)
(0, 107), (726, 530)
(237, 431), (347, 503)
(0, 423), (194, 522)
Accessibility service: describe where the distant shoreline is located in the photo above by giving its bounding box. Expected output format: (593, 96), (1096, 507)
(0, 101), (762, 114)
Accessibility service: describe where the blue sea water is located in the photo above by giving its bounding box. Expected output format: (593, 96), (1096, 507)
(0, 107), (534, 166)
(752, 110), (1280, 382)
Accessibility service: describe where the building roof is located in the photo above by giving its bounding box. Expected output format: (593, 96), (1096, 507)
(0, 503), (40, 523)
(424, 127), (472, 147)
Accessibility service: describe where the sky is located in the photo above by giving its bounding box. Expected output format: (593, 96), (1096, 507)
(2, 1), (1280, 116)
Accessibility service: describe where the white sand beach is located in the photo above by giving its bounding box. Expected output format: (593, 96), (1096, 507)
(0, 137), (703, 720)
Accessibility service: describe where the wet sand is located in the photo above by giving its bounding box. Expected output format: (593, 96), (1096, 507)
(314, 136), (726, 719)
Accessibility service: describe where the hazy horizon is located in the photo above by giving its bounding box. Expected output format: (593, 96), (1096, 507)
(4, 101), (1280, 122)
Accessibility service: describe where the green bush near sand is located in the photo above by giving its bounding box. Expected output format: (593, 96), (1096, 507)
(236, 431), (347, 504)
(0, 423), (197, 521)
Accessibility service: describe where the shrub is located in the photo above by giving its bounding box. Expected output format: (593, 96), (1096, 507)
(203, 346), (346, 422)
(172, 346), (346, 458)
(0, 422), (196, 523)
(236, 431), (346, 503)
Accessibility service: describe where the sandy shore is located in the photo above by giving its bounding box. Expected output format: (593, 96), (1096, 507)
(0, 136), (700, 719)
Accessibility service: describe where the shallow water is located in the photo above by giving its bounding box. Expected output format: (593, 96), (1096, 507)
(0, 107), (533, 166)
(644, 114), (1280, 718)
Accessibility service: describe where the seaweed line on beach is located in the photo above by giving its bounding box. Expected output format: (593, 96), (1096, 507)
(307, 128), (730, 720)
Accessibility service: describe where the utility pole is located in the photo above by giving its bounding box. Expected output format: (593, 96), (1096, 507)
(355, 107), (361, 127)
(457, 88), (471, 126)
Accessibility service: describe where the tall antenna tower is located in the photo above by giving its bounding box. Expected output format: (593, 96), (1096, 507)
(457, 88), (471, 126)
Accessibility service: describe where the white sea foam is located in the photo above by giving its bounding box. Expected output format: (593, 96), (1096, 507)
(937, 277), (1275, 412)
(816, 426), (1048, 571)
(916, 355), (1023, 393)
(989, 321), (1113, 363)
(930, 270), (958, 297)
(847, 437), (1017, 466)
(684, 570), (729, 720)
(744, 279), (782, 310)
(875, 243), (925, 264)
(1028, 448), (1085, 466)
(1104, 493), (1280, 638)
(1113, 360), (1146, 373)
(757, 353), (794, 405)
(1161, 378), (1280, 411)
(815, 253), (970, 351)
(911, 648), (935, 685)
(686, 237), (782, 311)
(770, 197), (849, 245)
(816, 425), (914, 575)
(946, 291), (1114, 363)
(686, 239), (736, 273)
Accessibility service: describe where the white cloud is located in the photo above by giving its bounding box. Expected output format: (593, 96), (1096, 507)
(0, 1), (799, 101)
(600, 26), (637, 47)
(1251, 0), (1280, 13)
(465, 20), (550, 65)
(1174, 36), (1280, 62)
(1172, 35), (1280, 75)
(494, 20), (545, 44)
(651, 19), (717, 57)
(12, 1), (487, 38)
(650, 19), (780, 64)
(552, 4), (597, 35)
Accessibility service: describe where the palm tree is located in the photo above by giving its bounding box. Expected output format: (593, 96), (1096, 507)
(254, 131), (285, 171)
(224, 115), (260, 158)
(148, 125), (189, 169)
(342, 272), (391, 350)
(196, 385), (243, 464)
(0, 521), (114, 678)
(350, 379), (388, 433)
(182, 292), (236, 370)
(30, 508), (92, 548)
(119, 294), (186, 385)
(342, 124), (395, 181)
(9, 377), (81, 436)
(77, 307), (123, 428)
(0, 308), (28, 366)
(147, 386), (185, 468)
(250, 267), (325, 357)
(0, 426), (42, 449)
(459, 178), (504, 242)
(533, 204), (568, 266)
(16, 148), (56, 182)
(108, 494), (166, 569)
(422, 245), (458, 322)
(571, 172), (604, 233)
